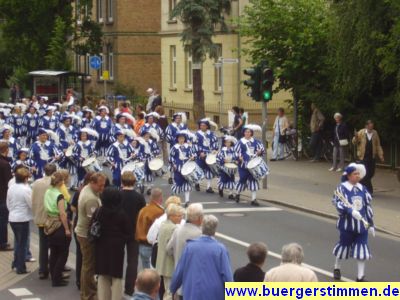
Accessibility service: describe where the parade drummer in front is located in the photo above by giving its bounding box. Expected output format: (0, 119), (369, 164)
(234, 124), (265, 206)
(195, 118), (219, 193)
(332, 163), (375, 282)
(169, 131), (196, 207)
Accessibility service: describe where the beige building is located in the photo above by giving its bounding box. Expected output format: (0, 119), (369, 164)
(73, 0), (161, 100)
(160, 0), (292, 127)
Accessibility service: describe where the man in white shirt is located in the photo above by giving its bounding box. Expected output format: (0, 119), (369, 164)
(271, 108), (289, 161)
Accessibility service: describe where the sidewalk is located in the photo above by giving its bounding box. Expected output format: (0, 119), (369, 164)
(205, 151), (400, 237)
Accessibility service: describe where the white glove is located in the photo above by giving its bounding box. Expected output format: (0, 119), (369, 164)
(368, 227), (376, 237)
(351, 210), (363, 221)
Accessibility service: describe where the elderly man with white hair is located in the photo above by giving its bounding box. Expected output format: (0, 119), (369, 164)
(329, 112), (349, 172)
(264, 243), (318, 282)
(170, 214), (232, 300)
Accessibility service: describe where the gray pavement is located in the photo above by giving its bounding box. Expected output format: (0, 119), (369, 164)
(0, 177), (399, 300)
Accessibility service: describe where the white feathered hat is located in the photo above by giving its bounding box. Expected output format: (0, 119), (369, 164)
(80, 128), (99, 139)
(224, 135), (238, 145)
(123, 128), (137, 139)
(244, 124), (262, 133)
(198, 117), (218, 129)
(122, 113), (136, 124)
(98, 106), (110, 114)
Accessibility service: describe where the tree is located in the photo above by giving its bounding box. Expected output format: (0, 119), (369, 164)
(46, 16), (71, 70)
(172, 0), (231, 121)
(239, 0), (331, 134)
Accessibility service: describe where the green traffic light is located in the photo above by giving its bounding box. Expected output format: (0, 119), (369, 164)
(263, 90), (272, 101)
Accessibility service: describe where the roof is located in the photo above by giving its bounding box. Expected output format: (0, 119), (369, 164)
(28, 70), (88, 77)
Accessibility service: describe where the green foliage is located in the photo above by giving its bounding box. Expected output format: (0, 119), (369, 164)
(172, 0), (231, 62)
(113, 81), (137, 101)
(46, 17), (71, 70)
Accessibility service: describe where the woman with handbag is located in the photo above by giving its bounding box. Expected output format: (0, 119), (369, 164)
(44, 171), (72, 287)
(94, 187), (130, 300)
(330, 113), (349, 172)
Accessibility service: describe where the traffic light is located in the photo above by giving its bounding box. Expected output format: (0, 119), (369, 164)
(261, 67), (274, 102)
(243, 67), (261, 101)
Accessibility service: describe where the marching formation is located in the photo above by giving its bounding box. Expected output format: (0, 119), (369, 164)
(0, 100), (269, 207)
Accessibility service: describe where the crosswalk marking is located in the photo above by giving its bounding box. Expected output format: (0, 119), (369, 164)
(203, 207), (282, 213)
(8, 288), (33, 297)
(22, 298), (41, 300)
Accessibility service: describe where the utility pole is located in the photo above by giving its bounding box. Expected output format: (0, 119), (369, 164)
(261, 101), (268, 189)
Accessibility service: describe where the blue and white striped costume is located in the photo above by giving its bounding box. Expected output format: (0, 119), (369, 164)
(91, 116), (113, 157)
(81, 117), (92, 129)
(106, 140), (132, 187)
(111, 123), (129, 142)
(235, 137), (265, 192)
(195, 130), (219, 179)
(56, 124), (77, 171)
(40, 115), (59, 131)
(170, 143), (195, 194)
(73, 140), (96, 183)
(140, 123), (164, 141)
(0, 137), (19, 163)
(332, 182), (374, 260)
(165, 123), (187, 148)
(216, 147), (238, 191)
(7, 114), (25, 139)
(30, 140), (59, 179)
(23, 113), (39, 146)
(142, 138), (160, 183)
(37, 104), (48, 117)
(12, 158), (37, 173)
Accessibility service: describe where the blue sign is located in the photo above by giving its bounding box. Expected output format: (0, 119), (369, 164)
(90, 56), (102, 70)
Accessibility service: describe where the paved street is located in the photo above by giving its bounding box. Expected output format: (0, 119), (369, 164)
(0, 177), (399, 300)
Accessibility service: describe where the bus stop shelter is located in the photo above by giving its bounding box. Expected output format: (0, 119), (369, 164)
(29, 70), (87, 105)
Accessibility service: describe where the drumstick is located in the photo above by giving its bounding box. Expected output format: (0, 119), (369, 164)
(334, 190), (370, 229)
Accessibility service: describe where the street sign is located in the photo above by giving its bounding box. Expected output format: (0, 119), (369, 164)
(90, 56), (102, 70)
(222, 58), (239, 64)
(102, 70), (110, 80)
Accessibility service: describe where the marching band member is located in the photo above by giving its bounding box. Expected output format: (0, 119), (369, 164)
(195, 118), (219, 193)
(92, 106), (113, 163)
(165, 112), (187, 184)
(57, 113), (78, 188)
(37, 96), (48, 117)
(81, 108), (94, 128)
(30, 129), (60, 179)
(169, 130), (196, 207)
(12, 148), (37, 176)
(140, 112), (163, 140)
(332, 163), (375, 282)
(40, 106), (58, 131)
(217, 136), (238, 199)
(106, 130), (133, 187)
(234, 124), (265, 206)
(73, 128), (98, 184)
(23, 105), (39, 147)
(141, 127), (161, 195)
(7, 104), (26, 147)
(0, 124), (19, 162)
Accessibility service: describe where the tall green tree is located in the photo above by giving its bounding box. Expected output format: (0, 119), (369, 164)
(172, 0), (231, 120)
(239, 0), (331, 140)
(46, 16), (71, 70)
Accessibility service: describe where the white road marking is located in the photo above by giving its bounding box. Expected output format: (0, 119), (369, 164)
(22, 298), (41, 300)
(9, 288), (33, 297)
(198, 201), (220, 205)
(215, 232), (354, 282)
(204, 207), (282, 213)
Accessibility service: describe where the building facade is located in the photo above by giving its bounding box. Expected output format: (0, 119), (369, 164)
(160, 0), (292, 127)
(73, 0), (161, 99)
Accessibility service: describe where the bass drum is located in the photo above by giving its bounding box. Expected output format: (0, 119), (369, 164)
(82, 157), (102, 173)
(181, 161), (204, 185)
(149, 158), (164, 177)
(247, 157), (269, 180)
(205, 153), (219, 176)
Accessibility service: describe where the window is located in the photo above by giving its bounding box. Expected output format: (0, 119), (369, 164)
(97, 0), (103, 23)
(185, 50), (193, 89)
(170, 46), (177, 89)
(76, 0), (82, 24)
(107, 45), (114, 80)
(168, 0), (177, 19)
(214, 44), (223, 91)
(107, 0), (113, 22)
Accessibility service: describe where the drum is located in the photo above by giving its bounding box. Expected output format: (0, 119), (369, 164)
(181, 161), (204, 185)
(205, 153), (219, 176)
(121, 162), (145, 182)
(65, 145), (75, 164)
(222, 162), (238, 177)
(149, 158), (164, 177)
(247, 157), (269, 180)
(82, 157), (102, 172)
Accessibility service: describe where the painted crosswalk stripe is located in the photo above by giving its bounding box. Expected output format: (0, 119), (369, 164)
(204, 207), (282, 213)
(22, 298), (41, 300)
(9, 288), (33, 297)
(215, 232), (353, 282)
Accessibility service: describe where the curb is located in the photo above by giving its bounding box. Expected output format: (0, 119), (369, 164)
(197, 181), (400, 239)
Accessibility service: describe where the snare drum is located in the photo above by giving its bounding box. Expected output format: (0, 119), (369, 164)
(205, 153), (219, 176)
(121, 162), (145, 182)
(247, 157), (269, 180)
(65, 145), (75, 162)
(181, 161), (204, 185)
(82, 157), (102, 172)
(149, 158), (164, 177)
(222, 162), (238, 177)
